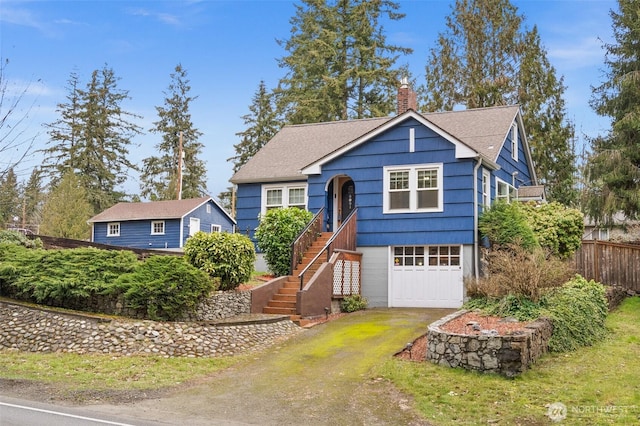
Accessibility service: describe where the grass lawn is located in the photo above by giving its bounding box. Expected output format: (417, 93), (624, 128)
(378, 296), (640, 425)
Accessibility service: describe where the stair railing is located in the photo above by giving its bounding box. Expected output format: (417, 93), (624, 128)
(290, 207), (325, 275)
(297, 208), (358, 290)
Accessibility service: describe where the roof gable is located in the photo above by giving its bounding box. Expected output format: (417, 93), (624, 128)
(231, 105), (527, 183)
(88, 197), (236, 224)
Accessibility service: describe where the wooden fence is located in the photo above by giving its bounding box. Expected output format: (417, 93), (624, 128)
(574, 240), (640, 292)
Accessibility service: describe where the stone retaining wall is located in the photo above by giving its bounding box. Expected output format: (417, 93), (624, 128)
(426, 310), (553, 377)
(0, 301), (301, 357)
(184, 291), (251, 321)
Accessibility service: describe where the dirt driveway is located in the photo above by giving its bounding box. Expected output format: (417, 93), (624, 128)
(85, 308), (453, 426)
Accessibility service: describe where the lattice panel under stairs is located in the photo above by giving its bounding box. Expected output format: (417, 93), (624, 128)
(333, 259), (361, 296)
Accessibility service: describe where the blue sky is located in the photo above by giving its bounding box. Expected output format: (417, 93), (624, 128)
(1, 0), (616, 200)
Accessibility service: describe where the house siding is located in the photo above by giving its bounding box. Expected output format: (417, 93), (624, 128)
(181, 201), (235, 246)
(494, 125), (533, 188)
(91, 199), (235, 250)
(309, 118), (476, 247)
(94, 219), (182, 249)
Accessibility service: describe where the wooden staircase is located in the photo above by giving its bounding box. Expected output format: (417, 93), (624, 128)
(263, 232), (332, 322)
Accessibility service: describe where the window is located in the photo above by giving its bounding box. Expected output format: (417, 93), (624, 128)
(511, 123), (519, 162)
(496, 178), (516, 203)
(211, 224), (221, 233)
(151, 220), (165, 235)
(261, 184), (307, 213)
(107, 222), (120, 237)
(206, 204), (211, 214)
(384, 164), (443, 213)
(598, 228), (609, 240)
(482, 169), (491, 209)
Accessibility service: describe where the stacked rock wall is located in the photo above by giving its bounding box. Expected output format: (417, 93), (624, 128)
(426, 310), (553, 377)
(0, 301), (300, 357)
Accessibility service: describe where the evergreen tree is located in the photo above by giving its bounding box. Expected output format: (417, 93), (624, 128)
(42, 70), (83, 185)
(423, 0), (576, 204)
(229, 81), (281, 173)
(276, 0), (412, 124)
(586, 0), (640, 222)
(43, 65), (142, 213)
(140, 64), (206, 200)
(0, 167), (20, 227)
(40, 171), (93, 239)
(21, 167), (45, 230)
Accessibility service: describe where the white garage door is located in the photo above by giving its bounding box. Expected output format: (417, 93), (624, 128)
(390, 245), (463, 308)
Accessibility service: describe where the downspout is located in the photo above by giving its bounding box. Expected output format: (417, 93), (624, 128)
(473, 156), (483, 285)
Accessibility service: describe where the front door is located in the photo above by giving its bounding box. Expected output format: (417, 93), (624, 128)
(189, 217), (200, 237)
(340, 179), (355, 223)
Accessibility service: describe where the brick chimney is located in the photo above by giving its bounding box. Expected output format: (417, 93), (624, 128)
(397, 77), (417, 114)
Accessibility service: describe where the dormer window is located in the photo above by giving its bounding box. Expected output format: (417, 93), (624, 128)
(511, 123), (519, 162)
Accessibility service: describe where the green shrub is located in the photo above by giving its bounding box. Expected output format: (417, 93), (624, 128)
(464, 295), (542, 321)
(0, 245), (138, 304)
(521, 202), (584, 259)
(184, 231), (256, 291)
(479, 201), (538, 251)
(541, 275), (608, 352)
(254, 208), (313, 277)
(115, 255), (215, 321)
(340, 294), (368, 313)
(0, 230), (43, 249)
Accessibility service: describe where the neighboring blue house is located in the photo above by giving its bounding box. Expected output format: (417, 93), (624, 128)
(89, 196), (236, 250)
(231, 93), (541, 309)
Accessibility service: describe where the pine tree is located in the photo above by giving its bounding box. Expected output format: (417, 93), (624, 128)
(42, 70), (83, 185)
(21, 167), (45, 230)
(586, 0), (640, 222)
(43, 65), (142, 213)
(40, 171), (93, 239)
(229, 81), (282, 173)
(0, 167), (20, 227)
(140, 64), (206, 200)
(423, 0), (576, 205)
(276, 0), (412, 124)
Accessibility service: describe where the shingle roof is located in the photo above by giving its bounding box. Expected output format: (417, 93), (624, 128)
(516, 185), (546, 200)
(230, 105), (520, 184)
(88, 197), (213, 223)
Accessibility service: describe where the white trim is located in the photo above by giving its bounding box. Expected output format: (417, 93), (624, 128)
(302, 110), (486, 175)
(409, 127), (415, 153)
(150, 220), (165, 235)
(107, 222), (120, 237)
(482, 168), (491, 209)
(511, 123), (519, 162)
(189, 217), (200, 237)
(496, 177), (516, 203)
(383, 163), (443, 214)
(260, 183), (308, 214)
(211, 224), (222, 233)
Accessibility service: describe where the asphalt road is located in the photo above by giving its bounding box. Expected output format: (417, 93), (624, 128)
(0, 397), (160, 426)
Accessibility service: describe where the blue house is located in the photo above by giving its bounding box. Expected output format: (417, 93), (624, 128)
(89, 196), (236, 250)
(231, 91), (541, 310)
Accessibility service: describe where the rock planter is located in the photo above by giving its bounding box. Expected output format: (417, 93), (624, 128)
(426, 310), (553, 377)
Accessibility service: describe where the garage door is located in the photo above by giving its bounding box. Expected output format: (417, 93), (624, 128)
(390, 246), (463, 308)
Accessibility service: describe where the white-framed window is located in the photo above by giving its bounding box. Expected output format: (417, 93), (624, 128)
(482, 169), (491, 210)
(511, 123), (519, 162)
(261, 184), (307, 213)
(151, 220), (165, 235)
(107, 222), (120, 237)
(206, 204), (211, 214)
(599, 228), (609, 240)
(211, 224), (221, 233)
(383, 163), (443, 213)
(496, 178), (516, 203)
